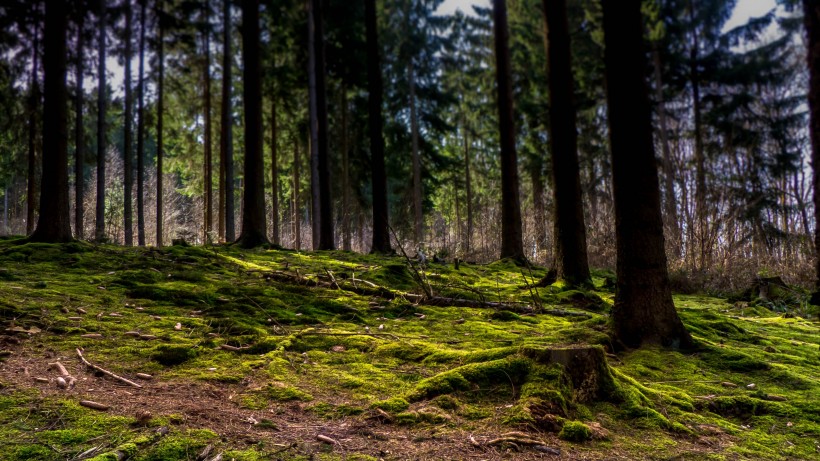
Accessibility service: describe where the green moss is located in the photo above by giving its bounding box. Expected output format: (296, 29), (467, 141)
(559, 420), (592, 442)
(151, 345), (199, 366)
(260, 382), (313, 402)
(372, 398), (410, 413)
(407, 356), (531, 401)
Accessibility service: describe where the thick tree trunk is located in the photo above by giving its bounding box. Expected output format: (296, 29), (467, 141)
(95, 0), (106, 242)
(136, 0), (146, 246)
(312, 0), (333, 250)
(271, 98), (280, 246)
(156, 0), (165, 247)
(601, 0), (693, 349)
(409, 60), (423, 245)
(365, 0), (391, 253)
(221, 0), (235, 242)
(543, 0), (590, 286)
(30, 0), (72, 243)
(308, 0), (320, 249)
(75, 6), (85, 239)
(27, 27), (40, 236)
(203, 2), (213, 242)
(492, 0), (524, 262)
(805, 0), (820, 292)
(237, 0), (268, 248)
(123, 0), (133, 246)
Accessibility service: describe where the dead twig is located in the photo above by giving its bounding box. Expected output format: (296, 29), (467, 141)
(76, 348), (142, 388)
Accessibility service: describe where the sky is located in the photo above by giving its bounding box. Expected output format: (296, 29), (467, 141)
(435, 0), (779, 31)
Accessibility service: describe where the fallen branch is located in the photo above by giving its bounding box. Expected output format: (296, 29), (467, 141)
(316, 434), (339, 445)
(48, 361), (76, 388)
(324, 269), (341, 290)
(79, 400), (110, 411)
(76, 348), (142, 388)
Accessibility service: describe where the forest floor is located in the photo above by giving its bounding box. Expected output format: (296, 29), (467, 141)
(0, 238), (818, 460)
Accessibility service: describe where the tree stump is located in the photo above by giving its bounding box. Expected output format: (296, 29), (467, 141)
(522, 346), (617, 403)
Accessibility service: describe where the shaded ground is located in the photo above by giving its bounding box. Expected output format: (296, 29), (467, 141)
(0, 239), (818, 460)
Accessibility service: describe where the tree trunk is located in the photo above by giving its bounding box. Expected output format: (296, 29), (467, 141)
(221, 0), (235, 242)
(27, 26), (40, 236)
(271, 97), (280, 246)
(294, 134), (301, 250)
(29, 0), (72, 242)
(464, 126), (473, 254)
(95, 0), (106, 242)
(689, 0), (707, 271)
(341, 84), (351, 251)
(203, 1), (213, 242)
(156, 0), (165, 247)
(123, 0), (133, 246)
(805, 0), (820, 292)
(75, 6), (85, 239)
(136, 0), (146, 246)
(308, 0), (320, 249)
(237, 0), (268, 248)
(365, 0), (391, 253)
(492, 0), (524, 262)
(409, 60), (423, 245)
(601, 0), (693, 350)
(652, 43), (681, 255)
(543, 0), (590, 286)
(313, 0), (333, 250)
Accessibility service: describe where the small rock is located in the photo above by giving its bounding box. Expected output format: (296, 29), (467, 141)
(330, 345), (346, 352)
(109, 312), (122, 317)
(174, 323), (182, 331)
(721, 382), (737, 388)
(746, 383), (756, 390)
(787, 421), (794, 427)
(56, 377), (67, 388)
(378, 324), (384, 330)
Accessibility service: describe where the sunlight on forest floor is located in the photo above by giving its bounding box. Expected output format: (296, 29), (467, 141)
(0, 237), (818, 460)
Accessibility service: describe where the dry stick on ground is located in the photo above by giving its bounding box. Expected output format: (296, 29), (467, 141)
(79, 400), (111, 411)
(76, 348), (143, 388)
(324, 269), (341, 289)
(48, 361), (76, 388)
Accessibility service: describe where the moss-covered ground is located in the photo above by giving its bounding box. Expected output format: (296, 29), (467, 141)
(0, 237), (818, 460)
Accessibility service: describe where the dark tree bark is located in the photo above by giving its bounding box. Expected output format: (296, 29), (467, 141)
(136, 0), (146, 246)
(688, 0), (707, 271)
(409, 60), (423, 245)
(123, 0), (133, 246)
(156, 0), (165, 246)
(308, 0), (320, 249)
(314, 0), (333, 250)
(293, 134), (301, 250)
(221, 0), (235, 242)
(271, 98), (280, 246)
(601, 0), (693, 349)
(341, 84), (351, 251)
(543, 0), (590, 286)
(30, 0), (72, 243)
(74, 3), (85, 240)
(27, 25), (40, 236)
(203, 0), (213, 242)
(492, 0), (524, 262)
(365, 0), (392, 253)
(804, 0), (820, 292)
(236, 0), (268, 248)
(463, 125), (473, 254)
(651, 43), (681, 254)
(95, 0), (106, 242)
